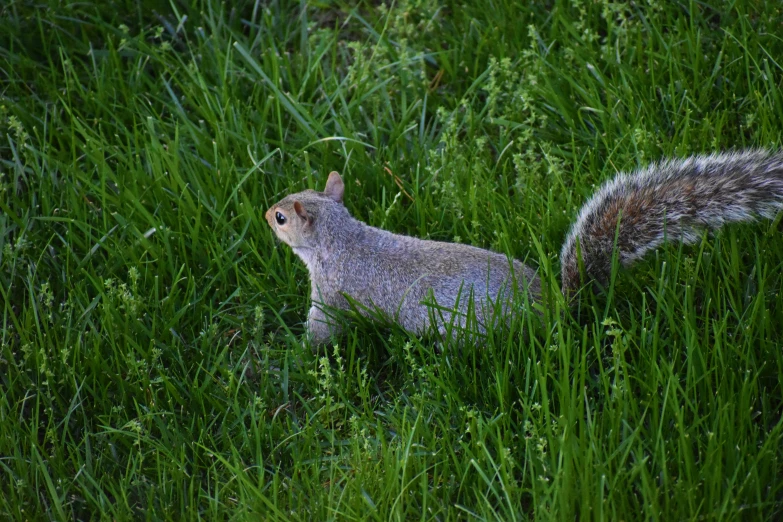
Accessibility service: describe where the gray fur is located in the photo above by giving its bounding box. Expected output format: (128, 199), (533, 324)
(265, 172), (540, 344)
(560, 150), (783, 297)
(267, 151), (783, 344)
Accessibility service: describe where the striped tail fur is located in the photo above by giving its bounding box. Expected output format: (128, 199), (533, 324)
(560, 150), (783, 298)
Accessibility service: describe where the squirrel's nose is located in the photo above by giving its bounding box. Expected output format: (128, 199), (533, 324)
(264, 208), (273, 226)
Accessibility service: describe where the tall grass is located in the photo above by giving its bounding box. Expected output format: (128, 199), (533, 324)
(1, 0), (782, 519)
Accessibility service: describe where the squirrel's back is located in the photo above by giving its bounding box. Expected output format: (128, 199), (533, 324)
(560, 150), (783, 297)
(329, 225), (540, 334)
(266, 152), (783, 344)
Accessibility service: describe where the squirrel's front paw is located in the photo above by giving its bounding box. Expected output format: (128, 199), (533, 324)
(306, 306), (342, 347)
(305, 321), (337, 349)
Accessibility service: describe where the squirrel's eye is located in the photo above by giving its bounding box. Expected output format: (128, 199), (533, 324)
(275, 212), (286, 225)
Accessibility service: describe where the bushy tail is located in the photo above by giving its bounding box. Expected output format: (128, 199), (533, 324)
(560, 150), (783, 298)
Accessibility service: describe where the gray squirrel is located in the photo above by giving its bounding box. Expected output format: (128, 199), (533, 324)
(265, 150), (783, 345)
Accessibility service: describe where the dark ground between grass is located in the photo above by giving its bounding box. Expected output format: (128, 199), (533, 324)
(1, 0), (783, 520)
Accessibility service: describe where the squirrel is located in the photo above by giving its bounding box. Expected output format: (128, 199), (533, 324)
(265, 150), (783, 345)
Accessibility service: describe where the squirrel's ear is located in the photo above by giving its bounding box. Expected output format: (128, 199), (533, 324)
(293, 201), (311, 223)
(324, 171), (344, 203)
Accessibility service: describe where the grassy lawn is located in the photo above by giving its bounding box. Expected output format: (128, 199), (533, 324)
(2, 0), (783, 519)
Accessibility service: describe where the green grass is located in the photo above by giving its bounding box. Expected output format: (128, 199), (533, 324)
(1, 0), (782, 519)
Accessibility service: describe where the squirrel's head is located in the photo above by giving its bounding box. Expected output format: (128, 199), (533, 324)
(265, 171), (347, 249)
